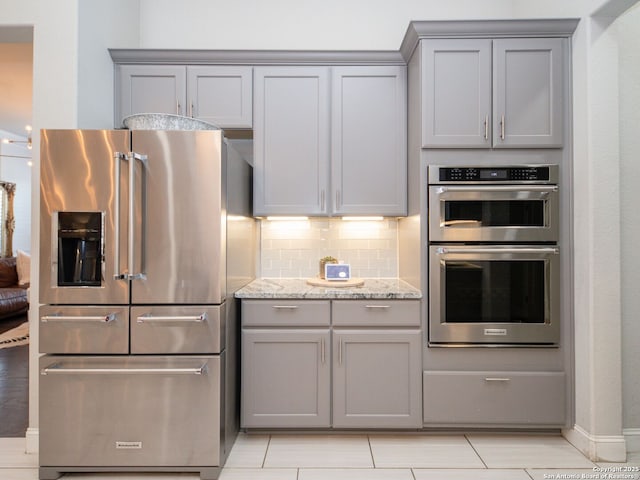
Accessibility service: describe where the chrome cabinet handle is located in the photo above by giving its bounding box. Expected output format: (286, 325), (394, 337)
(365, 305), (390, 309)
(176, 99), (181, 115)
(127, 152), (147, 281)
(189, 102), (194, 118)
(500, 114), (505, 140)
(320, 337), (325, 364)
(272, 305), (298, 310)
(136, 313), (207, 323)
(42, 365), (205, 376)
(339, 338), (343, 366)
(485, 377), (511, 382)
(41, 314), (117, 323)
(484, 115), (489, 140)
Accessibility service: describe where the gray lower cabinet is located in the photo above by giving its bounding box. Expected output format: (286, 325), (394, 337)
(333, 330), (422, 428)
(423, 371), (566, 427)
(241, 299), (422, 429)
(241, 329), (331, 428)
(115, 64), (253, 128)
(422, 37), (564, 148)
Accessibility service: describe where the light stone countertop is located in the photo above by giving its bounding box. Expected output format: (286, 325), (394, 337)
(235, 278), (422, 300)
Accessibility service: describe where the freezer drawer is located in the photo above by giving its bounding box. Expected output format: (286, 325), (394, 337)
(131, 305), (224, 354)
(39, 306), (129, 354)
(39, 355), (222, 467)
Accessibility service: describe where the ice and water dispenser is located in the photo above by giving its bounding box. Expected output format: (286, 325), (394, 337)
(57, 212), (102, 286)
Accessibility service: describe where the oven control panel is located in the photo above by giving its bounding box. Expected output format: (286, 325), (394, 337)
(432, 166), (555, 183)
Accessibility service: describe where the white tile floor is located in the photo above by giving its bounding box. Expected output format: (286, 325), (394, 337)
(1, 434), (639, 480)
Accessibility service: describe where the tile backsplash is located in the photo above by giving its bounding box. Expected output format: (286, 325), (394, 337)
(259, 218), (398, 278)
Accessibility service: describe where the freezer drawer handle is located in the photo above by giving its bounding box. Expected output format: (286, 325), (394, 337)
(41, 313), (117, 323)
(41, 364), (206, 376)
(136, 313), (208, 323)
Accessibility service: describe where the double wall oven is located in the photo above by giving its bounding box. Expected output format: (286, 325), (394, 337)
(428, 165), (560, 346)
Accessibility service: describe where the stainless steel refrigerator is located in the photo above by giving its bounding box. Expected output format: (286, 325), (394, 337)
(38, 129), (255, 480)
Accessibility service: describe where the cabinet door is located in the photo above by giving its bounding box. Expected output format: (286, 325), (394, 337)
(333, 330), (422, 428)
(187, 66), (253, 128)
(331, 66), (407, 215)
(493, 38), (564, 148)
(242, 329), (331, 428)
(115, 65), (186, 126)
(422, 39), (492, 148)
(253, 67), (330, 216)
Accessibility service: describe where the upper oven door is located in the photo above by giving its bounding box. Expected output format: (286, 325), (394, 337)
(428, 184), (559, 242)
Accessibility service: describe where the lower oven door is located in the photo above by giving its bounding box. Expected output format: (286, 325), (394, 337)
(39, 355), (222, 467)
(429, 245), (560, 346)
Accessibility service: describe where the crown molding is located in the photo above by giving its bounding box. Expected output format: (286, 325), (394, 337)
(109, 49), (405, 66)
(400, 18), (580, 61)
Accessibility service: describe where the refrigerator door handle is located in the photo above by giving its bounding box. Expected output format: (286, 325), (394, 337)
(128, 152), (147, 280)
(113, 152), (128, 280)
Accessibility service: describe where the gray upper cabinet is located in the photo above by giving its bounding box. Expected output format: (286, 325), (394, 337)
(422, 37), (564, 148)
(116, 65), (187, 126)
(493, 38), (564, 148)
(187, 66), (253, 128)
(253, 67), (331, 216)
(115, 65), (253, 129)
(422, 39), (492, 148)
(331, 66), (407, 216)
(254, 65), (407, 216)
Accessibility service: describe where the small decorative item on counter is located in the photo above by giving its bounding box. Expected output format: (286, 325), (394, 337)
(319, 256), (338, 279)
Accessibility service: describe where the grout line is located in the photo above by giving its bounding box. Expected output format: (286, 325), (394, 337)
(261, 434), (271, 468)
(367, 434), (376, 468)
(464, 433), (489, 469)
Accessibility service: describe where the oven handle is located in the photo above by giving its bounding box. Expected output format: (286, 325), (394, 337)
(435, 247), (559, 255)
(435, 185), (558, 194)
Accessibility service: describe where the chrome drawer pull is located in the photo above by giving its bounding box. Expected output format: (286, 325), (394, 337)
(484, 377), (511, 382)
(272, 305), (299, 310)
(41, 314), (117, 323)
(365, 305), (390, 309)
(41, 364), (205, 376)
(136, 313), (207, 323)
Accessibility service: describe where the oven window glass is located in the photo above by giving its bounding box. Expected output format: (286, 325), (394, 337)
(444, 260), (545, 324)
(444, 200), (544, 227)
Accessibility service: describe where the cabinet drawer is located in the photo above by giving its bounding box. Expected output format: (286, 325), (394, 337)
(423, 371), (566, 427)
(332, 300), (420, 327)
(242, 300), (330, 327)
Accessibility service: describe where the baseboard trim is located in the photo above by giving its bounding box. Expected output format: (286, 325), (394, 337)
(563, 425), (627, 462)
(623, 428), (640, 453)
(25, 427), (38, 454)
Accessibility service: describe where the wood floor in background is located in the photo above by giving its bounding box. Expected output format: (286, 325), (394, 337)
(0, 314), (29, 438)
